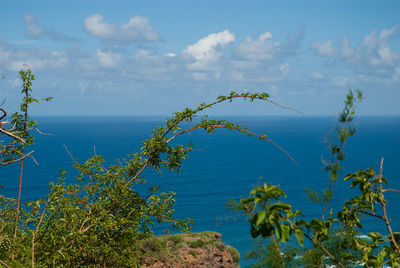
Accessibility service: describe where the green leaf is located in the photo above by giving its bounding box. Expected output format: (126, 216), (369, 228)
(368, 232), (383, 240)
(269, 202), (292, 212)
(294, 228), (304, 246)
(256, 210), (267, 226)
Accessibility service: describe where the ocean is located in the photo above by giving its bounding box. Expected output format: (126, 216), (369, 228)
(1, 116), (399, 266)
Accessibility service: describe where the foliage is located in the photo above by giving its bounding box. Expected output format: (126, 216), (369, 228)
(1, 71), (290, 267)
(233, 89), (400, 267)
(136, 231), (238, 266)
(226, 245), (241, 264)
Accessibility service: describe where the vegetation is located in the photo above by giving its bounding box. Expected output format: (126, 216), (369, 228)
(136, 231), (238, 266)
(231, 90), (400, 267)
(0, 68), (288, 267)
(1, 68), (398, 267)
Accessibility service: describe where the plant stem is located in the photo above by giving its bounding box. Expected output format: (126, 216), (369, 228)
(303, 232), (345, 268)
(271, 235), (285, 268)
(12, 158), (24, 261)
(378, 158), (400, 257)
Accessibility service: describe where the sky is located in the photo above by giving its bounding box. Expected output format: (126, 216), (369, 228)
(0, 0), (399, 116)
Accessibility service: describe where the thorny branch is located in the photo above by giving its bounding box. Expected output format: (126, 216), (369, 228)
(123, 94), (300, 188)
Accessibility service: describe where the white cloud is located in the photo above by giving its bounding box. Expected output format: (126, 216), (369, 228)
(95, 49), (121, 68)
(183, 30), (235, 61)
(235, 27), (304, 61)
(24, 14), (44, 38)
(311, 25), (400, 81)
(182, 30), (235, 73)
(332, 76), (349, 87)
(280, 63), (289, 74)
(311, 40), (336, 57)
(84, 14), (162, 44)
(0, 41), (69, 72)
(340, 37), (355, 58)
(310, 72), (324, 79)
(235, 31), (278, 61)
(23, 14), (76, 41)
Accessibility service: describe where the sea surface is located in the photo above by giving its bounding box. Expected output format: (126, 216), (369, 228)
(1, 116), (399, 266)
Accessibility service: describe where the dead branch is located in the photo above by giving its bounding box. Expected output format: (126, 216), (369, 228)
(0, 128), (26, 144)
(0, 151), (36, 166)
(377, 157), (400, 257)
(34, 127), (56, 137)
(382, 188), (400, 194)
(62, 144), (78, 165)
(0, 108), (6, 121)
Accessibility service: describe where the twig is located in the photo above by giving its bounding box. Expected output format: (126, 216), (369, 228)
(0, 97), (7, 107)
(161, 94), (301, 140)
(34, 127), (56, 137)
(377, 157), (400, 257)
(0, 127), (26, 144)
(382, 188), (400, 194)
(123, 94), (300, 189)
(13, 158), (25, 250)
(0, 108), (6, 120)
(271, 235), (285, 268)
(166, 124), (297, 165)
(0, 151), (36, 166)
(124, 157), (151, 187)
(265, 99), (304, 115)
(0, 259), (10, 268)
(63, 144), (78, 165)
(303, 232), (345, 268)
(354, 209), (384, 220)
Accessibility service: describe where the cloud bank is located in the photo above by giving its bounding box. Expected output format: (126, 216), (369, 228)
(84, 14), (162, 44)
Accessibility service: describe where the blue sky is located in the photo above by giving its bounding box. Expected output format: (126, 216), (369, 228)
(1, 0), (399, 116)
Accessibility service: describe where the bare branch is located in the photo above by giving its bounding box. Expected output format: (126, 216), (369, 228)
(0, 151), (36, 166)
(265, 99), (304, 115)
(34, 127), (55, 137)
(377, 157), (400, 257)
(0, 259), (10, 268)
(0, 96), (7, 107)
(382, 188), (400, 194)
(0, 128), (26, 144)
(0, 107), (6, 121)
(354, 209), (384, 220)
(62, 144), (78, 165)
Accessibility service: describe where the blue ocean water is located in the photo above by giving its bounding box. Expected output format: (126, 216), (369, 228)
(1, 116), (399, 266)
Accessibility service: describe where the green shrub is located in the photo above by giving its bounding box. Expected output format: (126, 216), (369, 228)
(189, 240), (205, 248)
(226, 245), (240, 264)
(189, 249), (197, 258)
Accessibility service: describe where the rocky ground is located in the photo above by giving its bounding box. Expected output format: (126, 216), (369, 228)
(137, 231), (240, 268)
